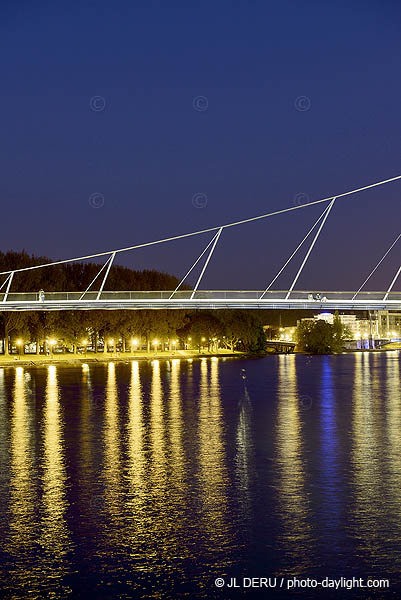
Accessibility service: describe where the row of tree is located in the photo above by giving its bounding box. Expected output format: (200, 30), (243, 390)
(0, 309), (267, 355)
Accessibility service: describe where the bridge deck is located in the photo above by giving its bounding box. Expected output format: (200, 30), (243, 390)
(0, 291), (400, 311)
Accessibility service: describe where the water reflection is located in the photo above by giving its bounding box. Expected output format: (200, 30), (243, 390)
(40, 365), (72, 593)
(79, 362), (93, 481)
(168, 359), (185, 485)
(103, 362), (123, 521)
(7, 368), (38, 593)
(351, 353), (388, 571)
(386, 353), (401, 505)
(1, 354), (401, 598)
(0, 369), (8, 506)
(235, 374), (254, 524)
(276, 355), (313, 574)
(384, 353), (401, 571)
(127, 360), (145, 507)
(150, 360), (167, 490)
(198, 358), (231, 558)
(319, 358), (341, 550)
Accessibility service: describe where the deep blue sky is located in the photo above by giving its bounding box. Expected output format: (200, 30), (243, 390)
(1, 0), (400, 291)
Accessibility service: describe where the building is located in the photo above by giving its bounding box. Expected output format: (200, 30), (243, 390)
(299, 312), (379, 339)
(377, 311), (401, 338)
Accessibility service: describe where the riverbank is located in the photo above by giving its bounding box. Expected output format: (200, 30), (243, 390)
(0, 347), (399, 367)
(0, 349), (252, 367)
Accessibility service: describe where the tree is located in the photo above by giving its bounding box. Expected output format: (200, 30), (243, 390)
(179, 311), (223, 351)
(296, 317), (347, 354)
(0, 312), (29, 355)
(55, 311), (91, 353)
(220, 310), (267, 353)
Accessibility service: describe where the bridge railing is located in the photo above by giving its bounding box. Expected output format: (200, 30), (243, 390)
(0, 290), (400, 302)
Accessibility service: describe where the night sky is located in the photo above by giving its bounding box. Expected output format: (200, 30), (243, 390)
(1, 1), (400, 292)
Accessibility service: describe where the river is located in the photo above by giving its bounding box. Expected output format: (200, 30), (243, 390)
(0, 353), (400, 599)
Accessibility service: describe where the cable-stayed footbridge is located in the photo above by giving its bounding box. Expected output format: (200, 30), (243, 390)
(1, 175), (400, 312)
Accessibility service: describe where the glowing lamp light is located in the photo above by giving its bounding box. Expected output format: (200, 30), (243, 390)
(16, 339), (22, 346)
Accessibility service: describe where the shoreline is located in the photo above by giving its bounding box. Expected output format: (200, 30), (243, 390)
(0, 349), (253, 368)
(0, 346), (399, 368)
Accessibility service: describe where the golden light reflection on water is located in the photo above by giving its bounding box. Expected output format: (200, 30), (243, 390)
(79, 362), (93, 478)
(150, 359), (167, 491)
(386, 353), (401, 557)
(351, 354), (381, 559)
(103, 362), (122, 515)
(40, 365), (72, 588)
(0, 369), (7, 482)
(198, 358), (230, 552)
(386, 353), (401, 522)
(276, 354), (312, 573)
(9, 368), (37, 564)
(168, 359), (185, 486)
(127, 360), (145, 503)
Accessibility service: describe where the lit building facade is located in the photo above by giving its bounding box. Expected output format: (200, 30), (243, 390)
(377, 311), (401, 338)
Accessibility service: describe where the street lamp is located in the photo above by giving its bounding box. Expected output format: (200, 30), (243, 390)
(16, 339), (23, 357)
(49, 339), (56, 355)
(153, 340), (158, 352)
(82, 339), (88, 355)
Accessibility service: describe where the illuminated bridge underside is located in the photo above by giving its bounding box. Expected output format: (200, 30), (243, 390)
(1, 291), (400, 311)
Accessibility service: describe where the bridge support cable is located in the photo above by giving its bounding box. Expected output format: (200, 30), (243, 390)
(259, 202), (333, 299)
(2, 272), (14, 302)
(0, 273), (13, 293)
(190, 228), (223, 300)
(383, 265), (401, 301)
(285, 198), (336, 300)
(169, 231), (222, 299)
(351, 232), (401, 300)
(1, 174), (401, 279)
(96, 252), (116, 301)
(79, 254), (115, 300)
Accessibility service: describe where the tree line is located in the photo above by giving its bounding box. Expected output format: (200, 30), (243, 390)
(0, 250), (185, 292)
(0, 309), (266, 355)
